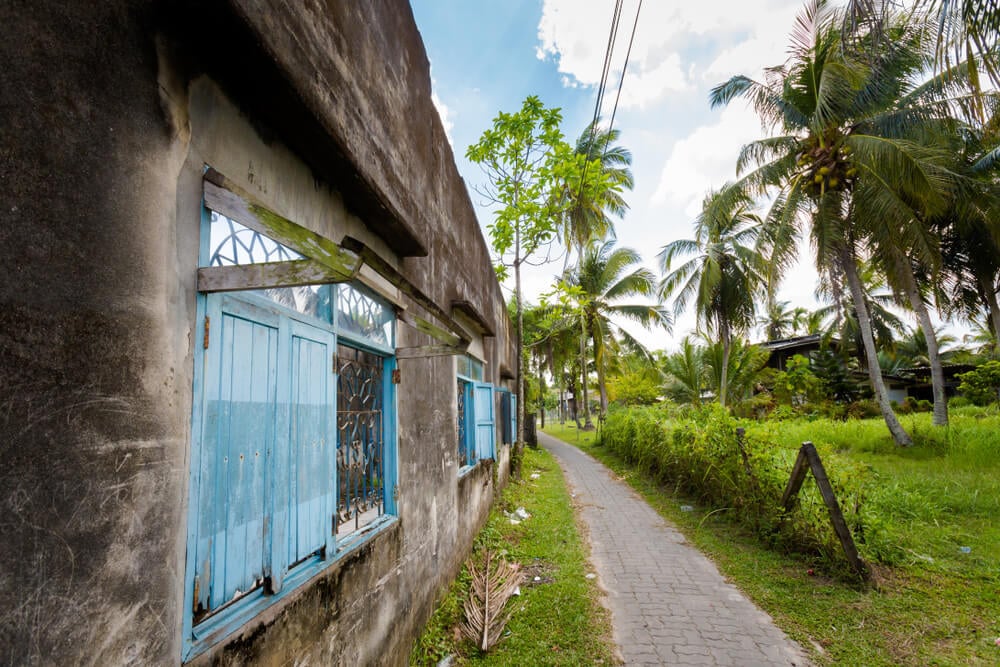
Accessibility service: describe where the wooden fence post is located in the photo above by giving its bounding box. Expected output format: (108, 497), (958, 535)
(781, 441), (869, 579)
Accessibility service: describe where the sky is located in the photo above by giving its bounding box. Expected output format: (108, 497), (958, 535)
(408, 0), (831, 352)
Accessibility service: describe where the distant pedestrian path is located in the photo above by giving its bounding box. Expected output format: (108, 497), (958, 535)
(539, 431), (811, 667)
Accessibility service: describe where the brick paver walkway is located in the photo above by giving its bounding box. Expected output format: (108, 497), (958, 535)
(539, 431), (811, 667)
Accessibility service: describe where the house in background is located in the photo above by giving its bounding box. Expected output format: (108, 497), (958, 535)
(759, 334), (838, 371)
(0, 1), (516, 664)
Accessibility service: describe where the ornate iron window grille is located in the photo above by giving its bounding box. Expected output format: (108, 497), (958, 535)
(208, 211), (303, 266)
(336, 344), (385, 534)
(337, 284), (392, 347)
(457, 379), (468, 465)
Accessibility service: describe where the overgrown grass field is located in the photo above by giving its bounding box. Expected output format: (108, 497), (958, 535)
(410, 446), (618, 666)
(546, 410), (1000, 666)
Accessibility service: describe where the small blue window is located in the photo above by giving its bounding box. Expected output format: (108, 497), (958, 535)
(457, 355), (494, 469)
(497, 390), (517, 445)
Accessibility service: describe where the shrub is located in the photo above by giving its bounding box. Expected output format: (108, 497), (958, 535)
(948, 395), (970, 408)
(601, 406), (880, 574)
(847, 399), (880, 419)
(957, 361), (1000, 406)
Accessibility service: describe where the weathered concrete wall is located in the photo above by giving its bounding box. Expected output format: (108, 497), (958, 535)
(0, 1), (515, 664)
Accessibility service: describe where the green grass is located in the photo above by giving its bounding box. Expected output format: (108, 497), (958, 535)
(546, 414), (1000, 666)
(540, 421), (600, 448)
(410, 446), (618, 666)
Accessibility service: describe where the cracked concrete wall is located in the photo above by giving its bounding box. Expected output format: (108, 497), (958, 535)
(0, 1), (515, 664)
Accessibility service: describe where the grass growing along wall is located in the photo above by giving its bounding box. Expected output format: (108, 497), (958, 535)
(410, 446), (617, 666)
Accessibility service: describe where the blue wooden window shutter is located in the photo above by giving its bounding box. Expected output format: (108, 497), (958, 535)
(510, 394), (517, 444)
(472, 382), (495, 460)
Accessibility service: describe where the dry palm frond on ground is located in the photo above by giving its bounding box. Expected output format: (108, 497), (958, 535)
(460, 550), (523, 651)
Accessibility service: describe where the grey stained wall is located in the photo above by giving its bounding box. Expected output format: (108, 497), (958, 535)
(0, 1), (514, 665)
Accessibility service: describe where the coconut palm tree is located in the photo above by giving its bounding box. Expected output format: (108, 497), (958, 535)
(814, 260), (906, 359)
(662, 336), (708, 406)
(709, 0), (978, 444)
(936, 132), (1000, 346)
(560, 122), (634, 270)
(566, 240), (670, 414)
(893, 324), (957, 367)
(758, 299), (798, 340)
(845, 0), (1000, 89)
(701, 336), (771, 406)
(659, 186), (766, 407)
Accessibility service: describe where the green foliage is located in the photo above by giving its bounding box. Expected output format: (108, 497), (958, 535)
(810, 347), (858, 403)
(467, 96), (612, 280)
(600, 404), (878, 574)
(661, 336), (706, 405)
(957, 360), (1000, 406)
(607, 370), (660, 405)
(467, 97), (566, 274)
(703, 338), (770, 403)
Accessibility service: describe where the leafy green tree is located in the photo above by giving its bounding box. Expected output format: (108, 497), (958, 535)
(772, 354), (824, 405)
(568, 240), (670, 413)
(607, 371), (661, 405)
(540, 281), (596, 429)
(467, 95), (605, 447)
(811, 347), (859, 402)
(659, 186), (766, 407)
(957, 360), (1000, 405)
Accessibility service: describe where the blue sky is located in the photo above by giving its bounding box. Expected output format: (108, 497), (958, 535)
(409, 0), (828, 350)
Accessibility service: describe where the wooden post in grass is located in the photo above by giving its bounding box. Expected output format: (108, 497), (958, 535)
(781, 442), (869, 580)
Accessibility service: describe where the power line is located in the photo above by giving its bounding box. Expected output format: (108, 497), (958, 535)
(570, 0), (642, 257)
(572, 0), (626, 252)
(604, 0), (642, 151)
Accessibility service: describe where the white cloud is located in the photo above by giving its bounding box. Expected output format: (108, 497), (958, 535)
(536, 0), (804, 110)
(536, 0), (692, 109)
(428, 65), (454, 145)
(431, 91), (454, 146)
(651, 104), (765, 216)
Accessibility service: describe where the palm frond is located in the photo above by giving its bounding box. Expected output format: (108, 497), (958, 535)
(460, 551), (523, 652)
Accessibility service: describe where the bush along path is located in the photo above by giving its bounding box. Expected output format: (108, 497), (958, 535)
(410, 446), (617, 666)
(539, 430), (811, 667)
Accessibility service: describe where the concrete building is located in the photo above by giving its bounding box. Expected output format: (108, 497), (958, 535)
(0, 2), (516, 664)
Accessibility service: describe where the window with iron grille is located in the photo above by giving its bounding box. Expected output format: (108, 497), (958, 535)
(184, 200), (398, 660)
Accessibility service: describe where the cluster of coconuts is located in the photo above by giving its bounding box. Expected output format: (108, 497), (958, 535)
(797, 142), (858, 194)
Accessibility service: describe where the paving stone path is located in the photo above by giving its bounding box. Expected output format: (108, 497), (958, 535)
(539, 431), (811, 667)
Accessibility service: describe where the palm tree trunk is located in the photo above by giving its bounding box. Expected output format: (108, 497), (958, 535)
(579, 314), (594, 430)
(570, 360), (581, 428)
(977, 274), (1000, 352)
(900, 259), (947, 426)
(841, 245), (913, 446)
(591, 317), (609, 414)
(514, 238), (525, 475)
(719, 323), (731, 408)
(537, 356), (546, 429)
